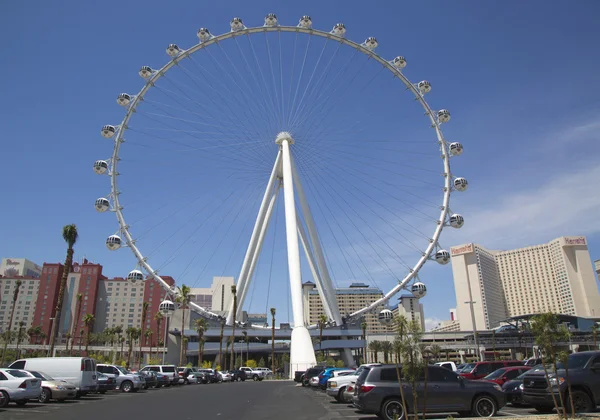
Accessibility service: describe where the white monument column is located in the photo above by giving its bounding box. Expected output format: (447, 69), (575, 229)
(276, 132), (317, 374)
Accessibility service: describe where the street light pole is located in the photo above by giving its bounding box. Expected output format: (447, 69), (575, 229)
(464, 254), (480, 361)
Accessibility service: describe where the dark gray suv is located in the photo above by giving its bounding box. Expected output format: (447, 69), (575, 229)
(353, 364), (506, 420)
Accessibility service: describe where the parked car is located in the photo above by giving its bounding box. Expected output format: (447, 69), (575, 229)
(294, 370), (306, 382)
(138, 371), (158, 389)
(198, 368), (219, 383)
(524, 358), (543, 366)
(240, 367), (265, 381)
(326, 364), (381, 402)
(229, 369), (247, 382)
(353, 364), (506, 420)
(435, 361), (458, 372)
(502, 365), (545, 407)
(9, 357), (97, 397)
(256, 367), (273, 377)
(97, 364), (144, 393)
(177, 367), (203, 384)
(459, 360), (524, 380)
(481, 366), (531, 386)
(332, 369), (356, 377)
(318, 368), (348, 389)
(141, 365), (179, 385)
(95, 372), (116, 393)
(309, 376), (320, 387)
(28, 371), (77, 403)
(155, 372), (171, 388)
(301, 367), (325, 387)
(218, 371), (233, 382)
(523, 351), (600, 413)
(0, 368), (42, 407)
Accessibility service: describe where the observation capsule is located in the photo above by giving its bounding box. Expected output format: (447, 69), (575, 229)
(453, 177), (469, 192)
(418, 80), (431, 95)
(230, 17), (244, 31)
(106, 235), (122, 251)
(411, 282), (427, 299)
(438, 109), (451, 123)
(364, 37), (378, 50)
(101, 125), (116, 138)
(166, 44), (180, 57)
(449, 142), (463, 156)
(139, 66), (153, 79)
(264, 13), (278, 26)
(159, 300), (176, 314)
(94, 198), (110, 212)
(435, 250), (451, 265)
(197, 28), (211, 42)
(298, 15), (312, 28)
(331, 23), (346, 36)
(93, 160), (108, 175)
(127, 269), (144, 283)
(116, 93), (131, 107)
(393, 56), (407, 69)
(449, 213), (465, 229)
(378, 309), (393, 326)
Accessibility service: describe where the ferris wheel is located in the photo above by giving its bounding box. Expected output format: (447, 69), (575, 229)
(94, 14), (467, 369)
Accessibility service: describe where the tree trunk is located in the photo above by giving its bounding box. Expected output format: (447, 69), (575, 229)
(70, 298), (82, 356)
(230, 295), (237, 371)
(179, 309), (186, 366)
(218, 322), (224, 369)
(271, 316), (275, 375)
(197, 333), (202, 367)
(49, 248), (74, 356)
(0, 284), (20, 365)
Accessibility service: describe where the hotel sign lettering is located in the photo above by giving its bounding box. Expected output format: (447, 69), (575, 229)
(450, 243), (474, 256)
(563, 237), (586, 246)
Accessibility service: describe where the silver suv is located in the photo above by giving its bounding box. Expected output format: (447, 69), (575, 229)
(96, 364), (144, 393)
(354, 364), (506, 420)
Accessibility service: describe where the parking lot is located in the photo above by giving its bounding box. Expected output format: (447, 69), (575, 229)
(300, 384), (565, 419)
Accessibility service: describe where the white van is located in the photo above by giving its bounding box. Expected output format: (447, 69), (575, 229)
(9, 357), (97, 397)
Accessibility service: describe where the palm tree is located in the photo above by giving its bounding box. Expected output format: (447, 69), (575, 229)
(15, 321), (26, 358)
(381, 340), (392, 364)
(139, 302), (149, 368)
(27, 326), (38, 345)
(217, 318), (225, 369)
(78, 329), (84, 354)
(368, 340), (382, 363)
(429, 344), (442, 362)
(176, 284), (191, 366)
(154, 312), (163, 357)
(69, 293), (83, 355)
(49, 224), (78, 356)
(126, 327), (137, 367)
(318, 314), (328, 357)
(194, 318), (208, 366)
(224, 336), (231, 370)
(242, 330), (248, 366)
(145, 329), (153, 360)
(1, 279), (22, 366)
(361, 321), (368, 363)
(120, 336), (125, 359)
(229, 285), (237, 371)
(270, 308), (276, 374)
(113, 325), (123, 358)
(83, 314), (95, 355)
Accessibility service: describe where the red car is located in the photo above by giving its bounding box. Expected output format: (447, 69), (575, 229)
(459, 360), (523, 380)
(480, 366), (531, 386)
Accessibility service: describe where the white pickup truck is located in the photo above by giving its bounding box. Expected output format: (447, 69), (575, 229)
(326, 363), (381, 402)
(239, 367), (265, 381)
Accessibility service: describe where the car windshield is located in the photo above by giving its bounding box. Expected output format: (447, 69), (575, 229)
(556, 353), (592, 370)
(6, 369), (31, 378)
(484, 369), (507, 379)
(116, 366), (130, 374)
(30, 371), (54, 381)
(460, 363), (476, 373)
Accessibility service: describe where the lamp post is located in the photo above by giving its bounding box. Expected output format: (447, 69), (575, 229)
(159, 300), (175, 364)
(463, 254), (480, 361)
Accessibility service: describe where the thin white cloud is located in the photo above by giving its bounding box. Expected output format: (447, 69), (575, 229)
(424, 317), (443, 332)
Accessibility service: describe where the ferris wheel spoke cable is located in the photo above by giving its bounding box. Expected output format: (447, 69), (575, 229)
(188, 188), (260, 288)
(172, 186), (257, 281)
(212, 41), (281, 135)
(312, 171), (412, 276)
(232, 36), (281, 127)
(316, 161), (432, 248)
(287, 34), (313, 128)
(263, 32), (284, 130)
(277, 31), (286, 128)
(260, 194), (280, 317)
(152, 188), (240, 265)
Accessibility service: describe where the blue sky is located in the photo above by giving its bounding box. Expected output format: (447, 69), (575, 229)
(2, 1), (600, 328)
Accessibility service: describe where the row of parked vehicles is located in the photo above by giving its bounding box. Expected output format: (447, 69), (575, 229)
(0, 357), (271, 408)
(297, 351), (600, 419)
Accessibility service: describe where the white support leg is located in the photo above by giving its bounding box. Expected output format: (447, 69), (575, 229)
(291, 159), (342, 325)
(227, 150), (282, 325)
(297, 217), (334, 321)
(235, 184), (281, 321)
(277, 133), (316, 374)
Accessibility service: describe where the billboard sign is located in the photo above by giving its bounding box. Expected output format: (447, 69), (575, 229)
(451, 243), (474, 256)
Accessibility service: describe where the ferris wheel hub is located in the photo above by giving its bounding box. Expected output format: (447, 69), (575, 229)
(275, 131), (294, 145)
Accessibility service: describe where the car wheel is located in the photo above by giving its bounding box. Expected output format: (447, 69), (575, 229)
(472, 395), (497, 417)
(380, 398), (405, 420)
(336, 387), (346, 402)
(568, 390), (594, 413)
(533, 405), (554, 414)
(121, 381), (134, 393)
(15, 400), (28, 406)
(0, 391), (10, 409)
(39, 388), (52, 404)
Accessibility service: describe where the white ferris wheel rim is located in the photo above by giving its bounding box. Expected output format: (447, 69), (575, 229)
(101, 18), (459, 326)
